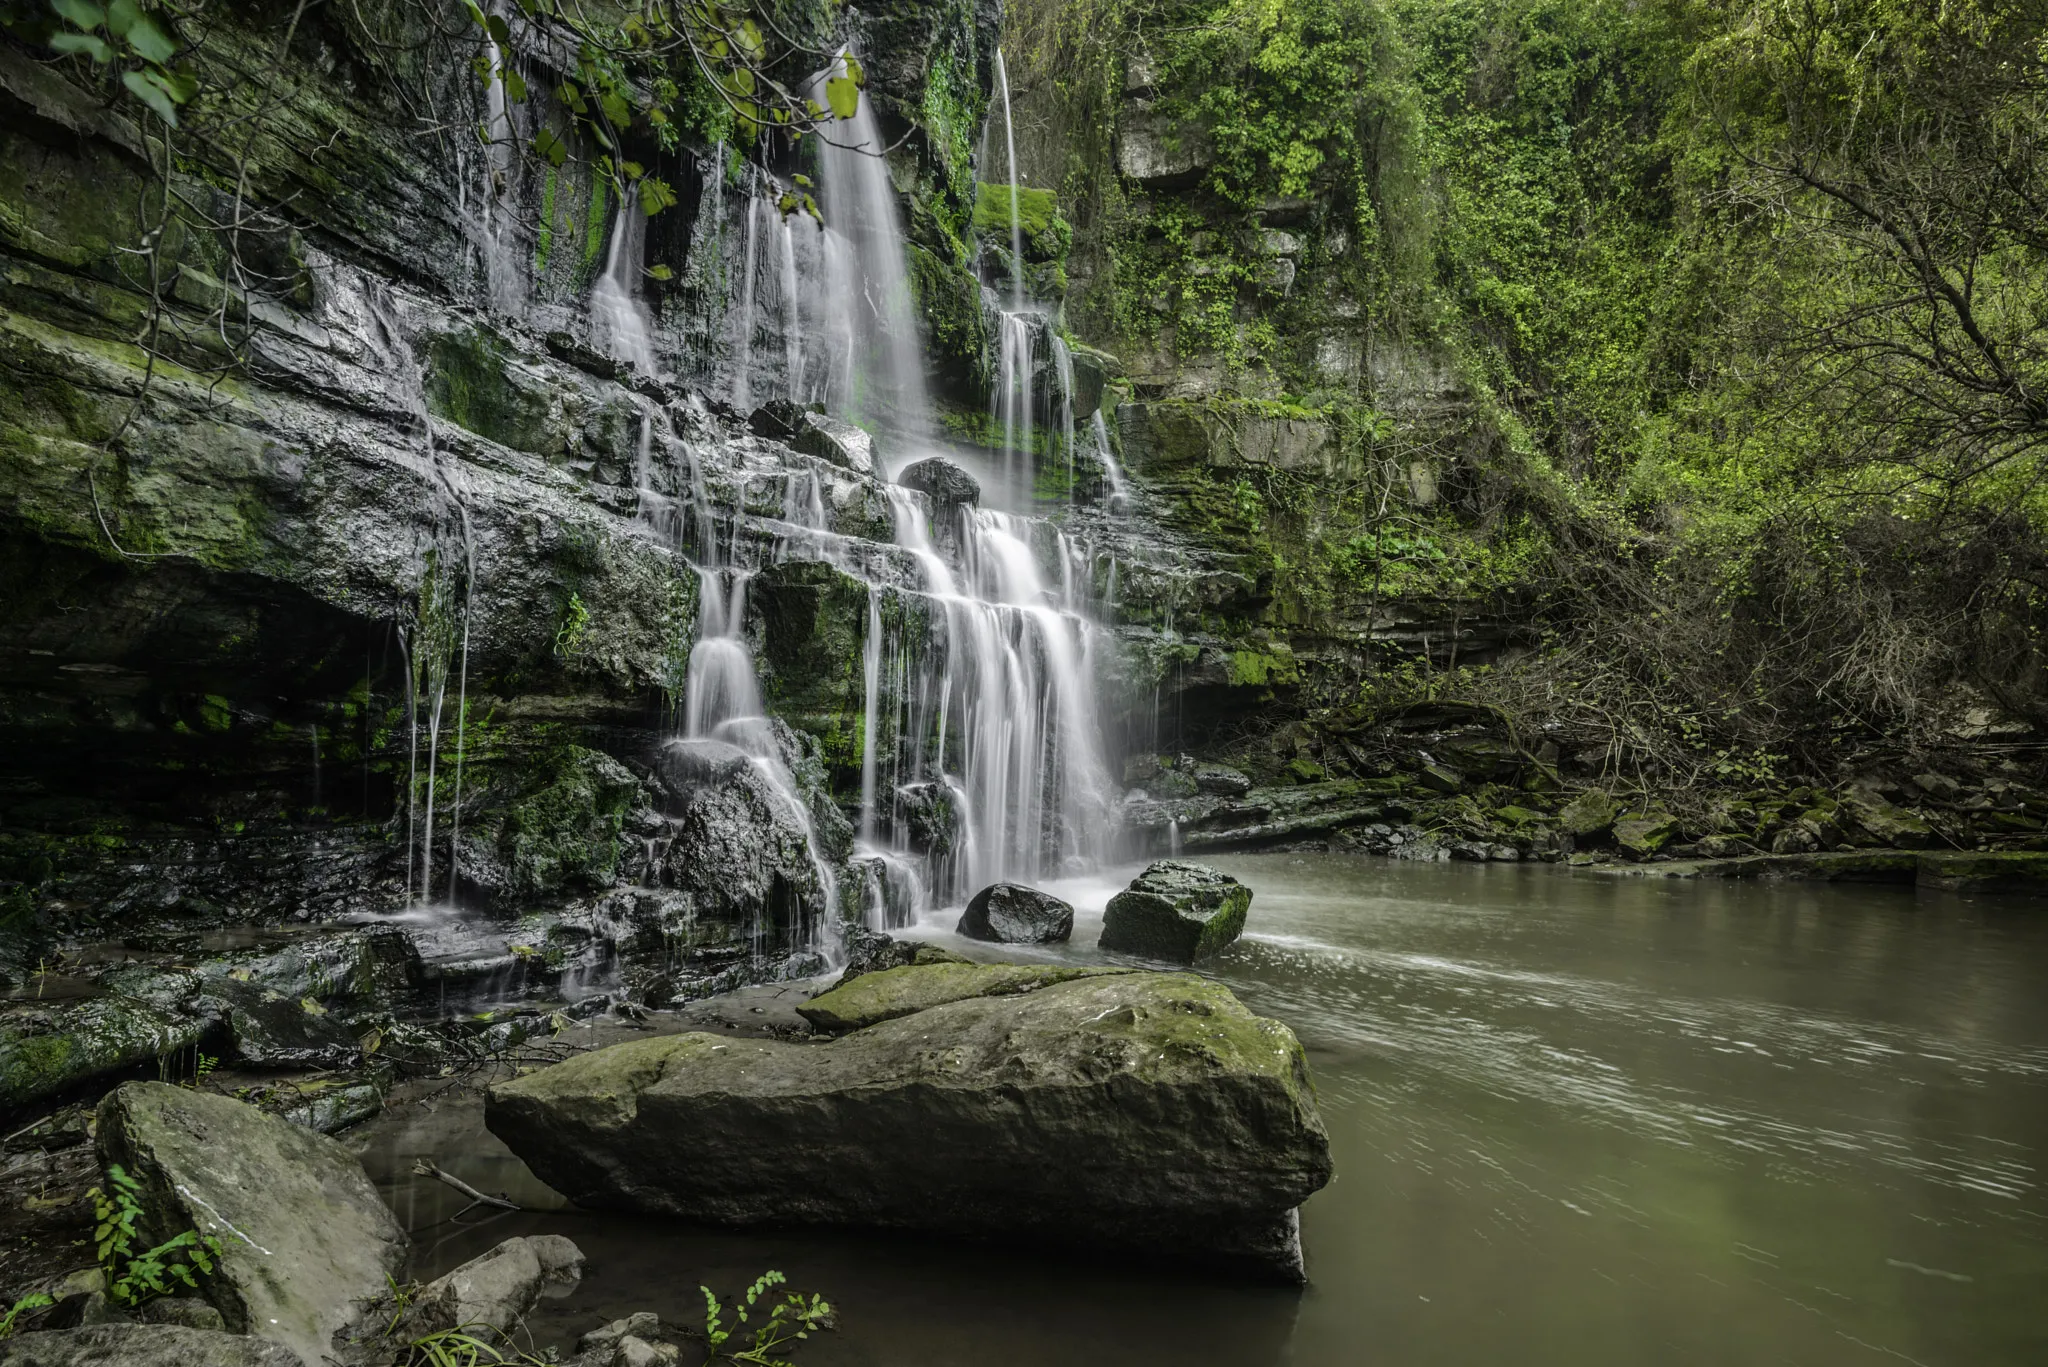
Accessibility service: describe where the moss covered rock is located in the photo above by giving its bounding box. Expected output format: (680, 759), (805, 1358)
(0, 991), (203, 1112)
(799, 960), (1129, 1034)
(495, 746), (647, 900)
(1559, 789), (1620, 837)
(1614, 812), (1681, 859)
(487, 971), (1332, 1281)
(1099, 860), (1252, 961)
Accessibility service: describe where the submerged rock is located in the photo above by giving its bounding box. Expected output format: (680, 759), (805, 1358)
(956, 883), (1075, 944)
(94, 1083), (406, 1367)
(1099, 861), (1251, 962)
(486, 970), (1331, 1280)
(799, 961), (1130, 1034)
(895, 457), (980, 507)
(0, 1324), (307, 1367)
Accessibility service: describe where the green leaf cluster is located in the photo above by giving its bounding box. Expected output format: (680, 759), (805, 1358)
(88, 1163), (224, 1307)
(701, 1269), (835, 1367)
(20, 0), (197, 125)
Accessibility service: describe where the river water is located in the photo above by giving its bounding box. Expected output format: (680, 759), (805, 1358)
(368, 854), (2048, 1366)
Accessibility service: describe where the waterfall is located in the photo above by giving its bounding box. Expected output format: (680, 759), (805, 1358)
(592, 193), (655, 376)
(810, 50), (931, 433)
(732, 170), (762, 411)
(995, 312), (1035, 500)
(362, 286), (477, 908)
(477, 4), (522, 316)
(676, 49), (1126, 924)
(1051, 335), (1077, 497)
(994, 48), (1026, 314)
(1093, 410), (1132, 509)
(778, 210), (803, 403)
(679, 564), (841, 958)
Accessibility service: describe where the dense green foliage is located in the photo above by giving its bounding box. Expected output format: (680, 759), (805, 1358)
(1024, 0), (2048, 764)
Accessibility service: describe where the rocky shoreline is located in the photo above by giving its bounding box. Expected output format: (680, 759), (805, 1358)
(2, 860), (1330, 1363)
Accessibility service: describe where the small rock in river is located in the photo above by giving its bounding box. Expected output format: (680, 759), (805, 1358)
(956, 883), (1075, 944)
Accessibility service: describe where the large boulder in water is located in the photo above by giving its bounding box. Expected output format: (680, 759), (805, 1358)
(956, 883), (1075, 944)
(1099, 860), (1251, 962)
(94, 1083), (406, 1367)
(485, 969), (1332, 1281)
(896, 457), (980, 507)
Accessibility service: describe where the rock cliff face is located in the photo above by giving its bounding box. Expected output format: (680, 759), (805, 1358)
(0, 0), (1022, 989)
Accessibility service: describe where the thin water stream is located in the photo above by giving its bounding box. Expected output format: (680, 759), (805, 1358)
(361, 857), (2048, 1366)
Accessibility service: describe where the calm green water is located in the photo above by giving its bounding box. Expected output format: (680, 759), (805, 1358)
(369, 855), (2048, 1366)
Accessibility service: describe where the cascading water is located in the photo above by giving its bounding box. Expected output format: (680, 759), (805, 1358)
(361, 287), (477, 909)
(592, 190), (656, 376)
(777, 210), (803, 403)
(809, 51), (931, 431)
(476, 4), (523, 316)
(731, 169), (762, 411)
(1093, 410), (1132, 510)
(994, 49), (1026, 314)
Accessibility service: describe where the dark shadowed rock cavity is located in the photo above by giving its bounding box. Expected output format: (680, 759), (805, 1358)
(1098, 860), (1252, 962)
(956, 883), (1075, 944)
(486, 969), (1332, 1282)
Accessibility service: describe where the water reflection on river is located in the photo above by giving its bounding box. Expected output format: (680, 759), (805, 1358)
(368, 855), (2048, 1366)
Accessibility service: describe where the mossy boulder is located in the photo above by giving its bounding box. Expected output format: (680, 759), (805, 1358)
(1, 992), (204, 1112)
(799, 961), (1130, 1034)
(494, 746), (648, 900)
(972, 184), (1071, 262)
(1099, 861), (1251, 962)
(487, 971), (1332, 1280)
(749, 560), (871, 778)
(1843, 796), (1937, 849)
(1559, 789), (1620, 837)
(1614, 811), (1681, 859)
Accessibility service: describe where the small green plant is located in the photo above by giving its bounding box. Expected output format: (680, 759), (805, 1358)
(89, 1165), (223, 1307)
(404, 1326), (511, 1367)
(701, 1270), (833, 1366)
(554, 591), (591, 659)
(188, 1051), (218, 1087)
(0, 1293), (53, 1339)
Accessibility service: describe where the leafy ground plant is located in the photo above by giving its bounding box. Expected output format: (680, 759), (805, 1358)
(88, 1164), (223, 1307)
(0, 1293), (52, 1338)
(701, 1271), (834, 1366)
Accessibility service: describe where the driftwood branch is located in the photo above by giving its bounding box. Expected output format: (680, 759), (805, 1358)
(411, 1159), (520, 1211)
